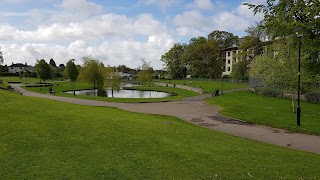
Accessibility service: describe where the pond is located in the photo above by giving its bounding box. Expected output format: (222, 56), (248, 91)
(65, 83), (172, 98)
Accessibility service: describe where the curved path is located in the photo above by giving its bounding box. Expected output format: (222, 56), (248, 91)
(11, 84), (320, 154)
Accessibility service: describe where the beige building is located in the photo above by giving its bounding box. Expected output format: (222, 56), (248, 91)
(221, 47), (240, 76)
(221, 47), (254, 76)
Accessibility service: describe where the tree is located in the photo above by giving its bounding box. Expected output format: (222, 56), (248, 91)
(65, 59), (79, 96)
(106, 68), (121, 97)
(79, 56), (105, 95)
(250, 37), (311, 112)
(49, 58), (57, 67)
(35, 59), (51, 83)
(137, 59), (153, 84)
(183, 37), (221, 78)
(230, 60), (250, 81)
(245, 0), (320, 68)
(0, 47), (4, 77)
(161, 43), (186, 79)
(19, 70), (31, 85)
(208, 30), (239, 48)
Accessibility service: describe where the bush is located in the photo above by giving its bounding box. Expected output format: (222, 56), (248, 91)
(305, 93), (320, 104)
(254, 88), (283, 98)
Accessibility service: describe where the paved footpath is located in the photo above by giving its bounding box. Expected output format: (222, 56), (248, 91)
(11, 84), (320, 154)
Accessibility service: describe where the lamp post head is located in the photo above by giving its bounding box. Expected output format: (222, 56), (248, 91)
(295, 27), (304, 38)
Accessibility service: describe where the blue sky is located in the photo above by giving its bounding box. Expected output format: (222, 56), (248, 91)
(0, 0), (264, 69)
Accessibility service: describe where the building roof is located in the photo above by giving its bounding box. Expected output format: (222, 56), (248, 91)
(9, 63), (33, 68)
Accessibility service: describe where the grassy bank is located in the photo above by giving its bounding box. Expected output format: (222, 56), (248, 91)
(0, 89), (320, 179)
(159, 79), (248, 93)
(24, 81), (199, 103)
(205, 91), (320, 135)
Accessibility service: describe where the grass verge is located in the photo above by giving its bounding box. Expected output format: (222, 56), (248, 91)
(159, 79), (248, 93)
(205, 91), (320, 135)
(0, 89), (320, 179)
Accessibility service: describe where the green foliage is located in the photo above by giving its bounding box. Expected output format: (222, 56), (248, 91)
(245, 0), (320, 66)
(35, 59), (51, 82)
(230, 60), (250, 81)
(65, 59), (79, 96)
(137, 59), (153, 84)
(161, 43), (186, 79)
(137, 70), (152, 84)
(250, 37), (311, 89)
(65, 59), (79, 82)
(207, 30), (239, 48)
(105, 68), (121, 96)
(79, 56), (105, 91)
(205, 91), (320, 135)
(183, 37), (221, 78)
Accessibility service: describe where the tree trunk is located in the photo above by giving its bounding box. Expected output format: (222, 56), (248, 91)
(291, 90), (296, 113)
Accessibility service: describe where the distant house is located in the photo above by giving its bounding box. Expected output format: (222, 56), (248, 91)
(8, 63), (35, 74)
(118, 72), (133, 80)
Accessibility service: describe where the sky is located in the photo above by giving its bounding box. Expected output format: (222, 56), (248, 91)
(0, 0), (265, 69)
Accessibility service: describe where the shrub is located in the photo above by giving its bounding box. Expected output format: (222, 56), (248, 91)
(305, 93), (320, 104)
(255, 88), (283, 98)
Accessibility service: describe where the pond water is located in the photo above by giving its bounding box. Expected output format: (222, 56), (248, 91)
(65, 83), (172, 98)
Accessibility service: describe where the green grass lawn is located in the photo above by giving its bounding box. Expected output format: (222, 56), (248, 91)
(24, 81), (199, 103)
(159, 79), (248, 93)
(0, 76), (47, 83)
(205, 91), (320, 135)
(0, 89), (320, 179)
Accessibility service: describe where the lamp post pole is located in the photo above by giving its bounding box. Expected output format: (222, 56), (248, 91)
(297, 36), (301, 126)
(221, 66), (224, 95)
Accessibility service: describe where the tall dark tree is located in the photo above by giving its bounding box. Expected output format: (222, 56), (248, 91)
(0, 47), (4, 76)
(49, 58), (57, 67)
(65, 59), (79, 96)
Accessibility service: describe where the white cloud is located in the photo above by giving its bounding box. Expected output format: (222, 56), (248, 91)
(173, 10), (209, 27)
(137, 0), (181, 12)
(187, 0), (214, 10)
(60, 0), (103, 13)
(213, 12), (251, 32)
(236, 3), (264, 22)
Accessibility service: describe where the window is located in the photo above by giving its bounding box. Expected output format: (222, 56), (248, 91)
(10, 67), (13, 69)
(228, 60), (230, 64)
(228, 52), (231, 57)
(20, 67), (23, 69)
(228, 67), (231, 71)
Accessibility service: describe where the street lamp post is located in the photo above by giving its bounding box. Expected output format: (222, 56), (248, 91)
(296, 32), (302, 126)
(221, 66), (224, 95)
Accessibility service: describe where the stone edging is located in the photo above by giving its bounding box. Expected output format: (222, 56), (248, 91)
(155, 82), (204, 94)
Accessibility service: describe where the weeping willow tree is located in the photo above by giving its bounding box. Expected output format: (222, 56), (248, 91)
(79, 56), (105, 96)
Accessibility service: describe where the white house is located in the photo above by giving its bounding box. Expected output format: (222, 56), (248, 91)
(8, 63), (34, 74)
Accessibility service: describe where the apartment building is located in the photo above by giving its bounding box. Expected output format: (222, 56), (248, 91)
(221, 47), (240, 76)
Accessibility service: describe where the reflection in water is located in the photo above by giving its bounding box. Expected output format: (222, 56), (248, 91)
(66, 89), (171, 98)
(65, 83), (172, 98)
